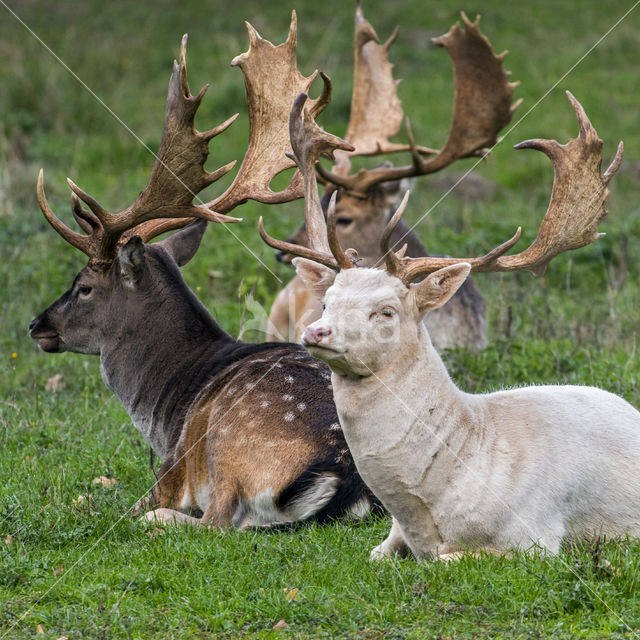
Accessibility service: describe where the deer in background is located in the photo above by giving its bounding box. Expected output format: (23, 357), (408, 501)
(267, 5), (521, 351)
(260, 90), (637, 560)
(29, 21), (380, 528)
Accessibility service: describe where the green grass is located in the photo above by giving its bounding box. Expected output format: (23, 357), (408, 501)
(2, 0), (640, 637)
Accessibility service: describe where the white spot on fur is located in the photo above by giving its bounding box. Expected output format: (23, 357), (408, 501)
(321, 372), (331, 380)
(244, 382), (256, 391)
(285, 375), (294, 384)
(285, 412), (295, 422)
(260, 400), (270, 409)
(329, 422), (341, 431)
(226, 386), (237, 396)
(283, 394), (294, 402)
(297, 402), (307, 411)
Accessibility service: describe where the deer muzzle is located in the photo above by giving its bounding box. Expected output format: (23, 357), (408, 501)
(29, 315), (62, 353)
(302, 326), (332, 346)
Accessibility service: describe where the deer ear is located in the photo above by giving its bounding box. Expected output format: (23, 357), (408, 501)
(293, 258), (337, 300)
(118, 236), (147, 289)
(156, 219), (207, 267)
(410, 263), (471, 316)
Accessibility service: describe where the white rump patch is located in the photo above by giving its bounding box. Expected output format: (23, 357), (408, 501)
(282, 474), (340, 521)
(232, 474), (339, 528)
(348, 497), (372, 519)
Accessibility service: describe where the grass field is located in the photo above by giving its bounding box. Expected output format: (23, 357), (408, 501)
(1, 0), (640, 637)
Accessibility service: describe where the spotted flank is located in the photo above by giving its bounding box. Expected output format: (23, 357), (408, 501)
(148, 343), (382, 529)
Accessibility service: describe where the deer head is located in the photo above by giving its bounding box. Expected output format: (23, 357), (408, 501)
(30, 19), (329, 355)
(276, 5), (520, 266)
(260, 90), (623, 377)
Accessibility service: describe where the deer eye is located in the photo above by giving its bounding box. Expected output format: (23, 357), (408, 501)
(336, 217), (353, 226)
(77, 285), (93, 297)
(370, 307), (395, 320)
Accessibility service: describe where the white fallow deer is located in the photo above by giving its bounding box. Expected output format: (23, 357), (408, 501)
(268, 5), (522, 352)
(29, 22), (381, 528)
(260, 90), (640, 561)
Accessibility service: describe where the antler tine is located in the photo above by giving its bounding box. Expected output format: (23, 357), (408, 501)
(380, 93), (621, 285)
(320, 10), (519, 194)
(210, 11), (330, 213)
(70, 192), (99, 235)
(379, 190), (411, 275)
(37, 170), (92, 257)
(259, 92), (357, 270)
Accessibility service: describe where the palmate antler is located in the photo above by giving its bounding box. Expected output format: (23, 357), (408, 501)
(37, 34), (239, 270)
(38, 14), (328, 270)
(209, 11), (330, 213)
(381, 92), (624, 283)
(317, 8), (521, 194)
(262, 92), (623, 285)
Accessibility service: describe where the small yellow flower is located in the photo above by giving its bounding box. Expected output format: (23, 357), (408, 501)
(11, 352), (17, 358)
(196, 286), (201, 292)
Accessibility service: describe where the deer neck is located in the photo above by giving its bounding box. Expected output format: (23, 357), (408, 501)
(99, 290), (236, 458)
(331, 327), (472, 466)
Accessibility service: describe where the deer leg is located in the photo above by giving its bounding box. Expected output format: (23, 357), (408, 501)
(150, 457), (189, 509)
(200, 482), (240, 528)
(370, 517), (410, 560)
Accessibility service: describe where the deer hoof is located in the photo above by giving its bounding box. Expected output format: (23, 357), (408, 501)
(369, 544), (395, 561)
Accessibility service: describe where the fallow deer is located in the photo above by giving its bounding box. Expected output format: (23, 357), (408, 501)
(260, 90), (639, 560)
(29, 22), (380, 527)
(267, 6), (521, 351)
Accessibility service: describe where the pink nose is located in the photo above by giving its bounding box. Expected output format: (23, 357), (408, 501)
(302, 326), (332, 346)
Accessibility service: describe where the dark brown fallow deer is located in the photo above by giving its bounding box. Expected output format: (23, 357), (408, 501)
(29, 21), (380, 527)
(267, 4), (520, 351)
